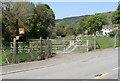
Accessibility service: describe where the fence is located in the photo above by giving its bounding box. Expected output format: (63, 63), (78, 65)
(68, 40), (91, 52)
(51, 39), (98, 53)
(1, 35), (119, 65)
(81, 35), (120, 49)
(51, 35), (109, 53)
(52, 40), (69, 52)
(2, 37), (52, 64)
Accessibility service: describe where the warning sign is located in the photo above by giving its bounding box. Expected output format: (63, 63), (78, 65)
(16, 36), (19, 40)
(19, 28), (25, 34)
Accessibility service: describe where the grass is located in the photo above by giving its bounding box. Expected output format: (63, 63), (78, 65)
(0, 51), (2, 65)
(72, 46), (88, 53)
(1, 47), (50, 65)
(52, 36), (119, 53)
(53, 35), (73, 40)
(82, 36), (119, 49)
(1, 36), (119, 65)
(1, 40), (52, 65)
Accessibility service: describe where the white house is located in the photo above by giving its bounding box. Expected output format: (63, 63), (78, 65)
(102, 25), (113, 35)
(96, 31), (103, 36)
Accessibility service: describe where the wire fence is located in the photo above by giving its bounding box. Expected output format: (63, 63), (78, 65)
(2, 38), (52, 65)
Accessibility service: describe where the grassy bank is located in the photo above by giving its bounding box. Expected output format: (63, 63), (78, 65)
(82, 36), (119, 49)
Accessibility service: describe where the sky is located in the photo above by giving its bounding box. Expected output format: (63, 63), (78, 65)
(30, 1), (119, 19)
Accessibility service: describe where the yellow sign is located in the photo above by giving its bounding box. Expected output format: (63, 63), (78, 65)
(16, 36), (19, 40)
(19, 28), (25, 34)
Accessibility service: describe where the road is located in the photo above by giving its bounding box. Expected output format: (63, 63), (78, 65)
(2, 48), (119, 79)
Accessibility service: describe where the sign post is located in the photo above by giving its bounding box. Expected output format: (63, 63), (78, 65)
(15, 18), (25, 54)
(16, 19), (19, 54)
(16, 36), (19, 40)
(19, 28), (25, 35)
(13, 38), (16, 63)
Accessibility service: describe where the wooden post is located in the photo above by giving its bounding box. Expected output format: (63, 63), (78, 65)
(114, 35), (117, 48)
(40, 37), (42, 56)
(16, 19), (19, 54)
(87, 40), (89, 52)
(50, 39), (52, 55)
(63, 40), (65, 52)
(89, 40), (91, 50)
(13, 38), (16, 63)
(47, 37), (49, 56)
(94, 35), (96, 50)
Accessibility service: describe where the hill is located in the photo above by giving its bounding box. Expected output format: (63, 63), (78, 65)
(56, 15), (91, 26)
(55, 12), (113, 26)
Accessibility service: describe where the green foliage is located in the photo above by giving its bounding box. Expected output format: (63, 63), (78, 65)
(65, 24), (77, 35)
(56, 15), (90, 26)
(2, 2), (35, 42)
(1, 39), (52, 65)
(2, 2), (55, 41)
(25, 4), (55, 39)
(109, 29), (120, 37)
(77, 17), (88, 34)
(52, 23), (65, 36)
(56, 12), (110, 36)
(112, 4), (120, 24)
(86, 13), (108, 35)
(76, 13), (108, 35)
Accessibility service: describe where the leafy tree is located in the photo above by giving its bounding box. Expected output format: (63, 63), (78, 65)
(2, 3), (16, 42)
(65, 24), (77, 35)
(112, 4), (120, 24)
(25, 4), (55, 39)
(2, 2), (34, 42)
(86, 13), (108, 35)
(53, 23), (65, 36)
(77, 13), (107, 35)
(2, 2), (55, 41)
(77, 17), (88, 35)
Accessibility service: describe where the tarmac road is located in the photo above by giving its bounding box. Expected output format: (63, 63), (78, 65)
(2, 48), (119, 79)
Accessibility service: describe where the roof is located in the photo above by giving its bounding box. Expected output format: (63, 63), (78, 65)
(102, 25), (113, 29)
(96, 31), (103, 33)
(113, 24), (120, 26)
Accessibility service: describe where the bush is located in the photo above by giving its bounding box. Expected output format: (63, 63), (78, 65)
(51, 33), (57, 39)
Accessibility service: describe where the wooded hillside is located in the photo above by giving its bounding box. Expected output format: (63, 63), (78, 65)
(54, 12), (114, 36)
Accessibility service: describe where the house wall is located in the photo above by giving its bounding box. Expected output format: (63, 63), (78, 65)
(102, 28), (112, 35)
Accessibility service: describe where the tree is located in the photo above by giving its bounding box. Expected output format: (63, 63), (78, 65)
(2, 2), (16, 42)
(77, 13), (107, 35)
(2, 2), (35, 42)
(65, 24), (77, 35)
(77, 17), (88, 35)
(86, 13), (108, 35)
(112, 4), (120, 24)
(25, 4), (55, 39)
(52, 23), (65, 36)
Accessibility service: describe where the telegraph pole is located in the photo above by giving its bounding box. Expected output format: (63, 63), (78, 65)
(16, 19), (19, 54)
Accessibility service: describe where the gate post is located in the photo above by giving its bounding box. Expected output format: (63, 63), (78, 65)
(114, 35), (117, 48)
(94, 35), (96, 50)
(49, 39), (52, 55)
(87, 40), (90, 52)
(47, 37), (49, 56)
(40, 37), (42, 57)
(13, 38), (16, 63)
